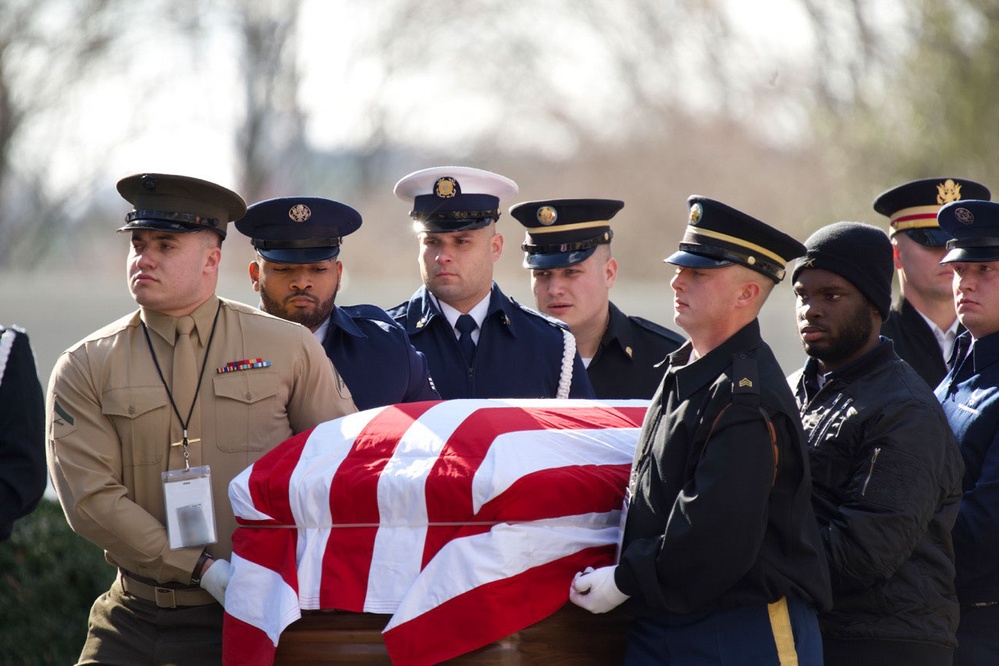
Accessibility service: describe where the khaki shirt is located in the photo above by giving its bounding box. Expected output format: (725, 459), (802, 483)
(46, 295), (355, 585)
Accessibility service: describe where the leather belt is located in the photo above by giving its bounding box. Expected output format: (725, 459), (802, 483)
(117, 570), (216, 609)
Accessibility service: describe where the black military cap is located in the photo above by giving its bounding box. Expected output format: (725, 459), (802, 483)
(394, 166), (519, 233)
(116, 173), (246, 239)
(510, 198), (624, 270)
(666, 196), (806, 283)
(235, 197), (362, 264)
(873, 177), (991, 247)
(939, 199), (999, 263)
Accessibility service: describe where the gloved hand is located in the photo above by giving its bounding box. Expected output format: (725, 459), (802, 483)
(199, 558), (232, 606)
(569, 565), (629, 614)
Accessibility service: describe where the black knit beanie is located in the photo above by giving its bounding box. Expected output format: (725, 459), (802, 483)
(791, 221), (894, 319)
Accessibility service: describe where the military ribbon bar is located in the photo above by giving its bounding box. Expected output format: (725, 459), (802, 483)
(217, 358), (272, 374)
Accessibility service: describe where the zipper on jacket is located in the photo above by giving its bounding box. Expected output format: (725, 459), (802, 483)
(861, 446), (882, 496)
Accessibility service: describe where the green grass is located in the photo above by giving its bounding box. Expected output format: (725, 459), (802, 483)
(0, 499), (115, 665)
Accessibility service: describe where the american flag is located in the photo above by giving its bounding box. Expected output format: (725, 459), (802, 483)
(223, 398), (647, 665)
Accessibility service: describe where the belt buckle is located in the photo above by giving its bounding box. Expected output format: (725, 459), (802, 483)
(154, 587), (177, 609)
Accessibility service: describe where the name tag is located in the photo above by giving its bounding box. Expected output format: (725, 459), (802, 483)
(162, 465), (217, 550)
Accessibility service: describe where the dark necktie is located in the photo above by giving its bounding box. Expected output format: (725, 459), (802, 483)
(456, 314), (478, 364)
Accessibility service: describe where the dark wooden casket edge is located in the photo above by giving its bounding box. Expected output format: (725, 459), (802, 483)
(273, 603), (629, 664)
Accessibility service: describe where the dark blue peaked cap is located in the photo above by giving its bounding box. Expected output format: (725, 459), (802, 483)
(939, 199), (999, 263)
(666, 196), (806, 283)
(510, 198), (624, 269)
(235, 197), (362, 264)
(873, 177), (990, 247)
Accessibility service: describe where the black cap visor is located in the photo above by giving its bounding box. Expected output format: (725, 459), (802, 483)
(665, 249), (733, 269)
(942, 244), (999, 264)
(524, 246), (597, 270)
(903, 228), (951, 247)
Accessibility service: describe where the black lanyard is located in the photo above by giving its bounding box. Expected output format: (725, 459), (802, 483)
(141, 301), (222, 468)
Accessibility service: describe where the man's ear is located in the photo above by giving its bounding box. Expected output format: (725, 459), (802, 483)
(249, 261), (261, 293)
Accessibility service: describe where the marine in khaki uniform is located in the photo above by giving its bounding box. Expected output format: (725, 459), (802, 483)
(46, 173), (355, 665)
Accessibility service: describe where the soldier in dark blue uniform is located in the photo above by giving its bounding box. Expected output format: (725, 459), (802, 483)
(387, 166), (594, 400)
(874, 178), (990, 388)
(935, 199), (999, 665)
(510, 198), (683, 399)
(569, 197), (830, 665)
(236, 197), (439, 411)
(0, 325), (46, 541)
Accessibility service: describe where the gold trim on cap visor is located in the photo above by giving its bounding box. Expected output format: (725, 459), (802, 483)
(890, 205), (943, 232)
(689, 226), (790, 265)
(526, 219), (611, 234)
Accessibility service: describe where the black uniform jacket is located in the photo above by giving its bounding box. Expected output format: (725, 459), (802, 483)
(881, 297), (960, 390)
(388, 283), (594, 400)
(615, 320), (832, 616)
(586, 302), (684, 400)
(320, 304), (439, 411)
(790, 338), (963, 647)
(0, 326), (46, 541)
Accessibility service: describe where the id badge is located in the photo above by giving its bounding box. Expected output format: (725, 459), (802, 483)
(162, 465), (217, 550)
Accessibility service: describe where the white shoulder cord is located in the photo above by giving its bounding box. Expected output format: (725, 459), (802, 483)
(0, 328), (15, 387)
(557, 328), (576, 399)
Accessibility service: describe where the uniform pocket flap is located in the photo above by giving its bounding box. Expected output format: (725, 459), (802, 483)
(213, 371), (280, 405)
(102, 386), (168, 419)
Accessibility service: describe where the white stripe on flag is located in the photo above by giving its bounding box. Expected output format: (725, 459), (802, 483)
(294, 411), (382, 607)
(385, 511), (621, 631)
(226, 552), (301, 646)
(472, 426), (638, 513)
(366, 400), (493, 611)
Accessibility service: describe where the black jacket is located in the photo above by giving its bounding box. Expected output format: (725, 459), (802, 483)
(881, 297), (960, 390)
(789, 338), (964, 648)
(616, 320), (832, 616)
(319, 304), (439, 411)
(0, 326), (46, 541)
(586, 302), (683, 400)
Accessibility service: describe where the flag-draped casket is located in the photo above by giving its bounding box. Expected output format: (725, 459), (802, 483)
(223, 399), (648, 665)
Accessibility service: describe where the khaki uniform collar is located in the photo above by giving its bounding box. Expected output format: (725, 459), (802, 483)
(140, 295), (220, 346)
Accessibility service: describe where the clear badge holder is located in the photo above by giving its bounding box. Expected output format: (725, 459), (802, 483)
(162, 465), (217, 550)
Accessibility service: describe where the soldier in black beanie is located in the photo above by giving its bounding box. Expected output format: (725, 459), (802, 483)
(789, 221), (964, 666)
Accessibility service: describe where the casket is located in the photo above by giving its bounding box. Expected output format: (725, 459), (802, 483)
(273, 606), (629, 664)
(225, 399), (646, 665)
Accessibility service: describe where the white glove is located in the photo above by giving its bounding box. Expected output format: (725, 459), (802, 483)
(199, 558), (232, 606)
(569, 565), (629, 614)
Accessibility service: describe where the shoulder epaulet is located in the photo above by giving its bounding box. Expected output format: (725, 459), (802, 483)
(508, 297), (570, 330)
(341, 303), (398, 326)
(629, 316), (685, 344)
(385, 302), (408, 321)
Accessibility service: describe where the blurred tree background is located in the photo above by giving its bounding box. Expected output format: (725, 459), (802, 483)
(2, 0), (996, 275)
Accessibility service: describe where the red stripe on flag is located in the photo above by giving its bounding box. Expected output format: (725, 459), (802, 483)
(245, 427), (315, 526)
(423, 405), (645, 565)
(222, 612), (278, 666)
(382, 544), (617, 666)
(320, 401), (438, 610)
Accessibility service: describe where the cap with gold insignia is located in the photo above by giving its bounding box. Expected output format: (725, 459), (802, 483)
(939, 199), (999, 263)
(666, 196), (806, 283)
(509, 198), (624, 269)
(873, 177), (991, 247)
(394, 166), (519, 233)
(116, 173), (246, 239)
(234, 197), (362, 263)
